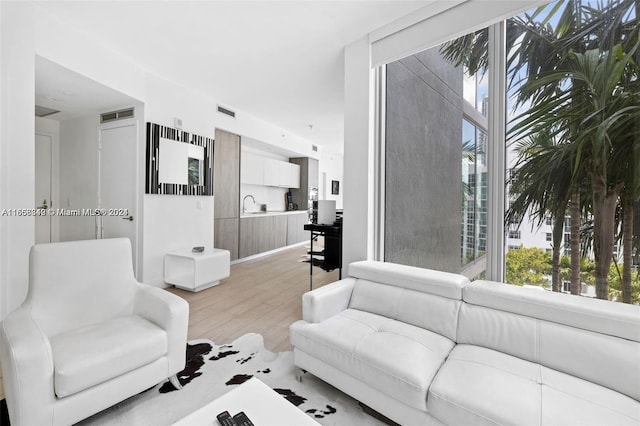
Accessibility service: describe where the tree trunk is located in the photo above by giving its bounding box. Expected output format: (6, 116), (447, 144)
(591, 177), (622, 300)
(552, 215), (564, 292)
(622, 195), (633, 303)
(570, 190), (581, 295)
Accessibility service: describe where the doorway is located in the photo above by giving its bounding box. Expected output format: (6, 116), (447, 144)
(35, 56), (143, 273)
(98, 119), (138, 266)
(35, 132), (53, 244)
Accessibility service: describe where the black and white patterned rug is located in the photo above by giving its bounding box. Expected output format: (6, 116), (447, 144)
(1, 333), (386, 425)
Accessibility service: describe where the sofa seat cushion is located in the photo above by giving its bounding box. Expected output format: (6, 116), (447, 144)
(50, 315), (168, 398)
(428, 344), (640, 426)
(290, 308), (455, 411)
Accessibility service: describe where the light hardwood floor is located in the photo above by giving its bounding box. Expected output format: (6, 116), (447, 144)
(0, 243), (339, 401)
(167, 242), (339, 352)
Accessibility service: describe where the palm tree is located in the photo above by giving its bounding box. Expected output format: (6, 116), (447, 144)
(512, 44), (639, 298)
(441, 0), (639, 299)
(506, 131), (574, 292)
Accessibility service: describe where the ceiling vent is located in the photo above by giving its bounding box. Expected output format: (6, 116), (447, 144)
(217, 105), (236, 118)
(35, 105), (60, 118)
(312, 145), (318, 152)
(101, 107), (135, 123)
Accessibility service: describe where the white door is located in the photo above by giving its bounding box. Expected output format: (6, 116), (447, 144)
(99, 121), (137, 267)
(35, 133), (52, 244)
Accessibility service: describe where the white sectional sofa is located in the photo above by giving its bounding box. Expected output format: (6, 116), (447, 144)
(290, 260), (640, 426)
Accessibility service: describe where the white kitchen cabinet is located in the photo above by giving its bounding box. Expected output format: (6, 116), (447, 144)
(277, 161), (291, 187)
(251, 156), (300, 188)
(241, 152), (265, 185)
(289, 163), (300, 188)
(263, 158), (280, 186)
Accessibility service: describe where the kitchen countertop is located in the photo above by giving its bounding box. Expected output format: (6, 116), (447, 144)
(241, 210), (308, 218)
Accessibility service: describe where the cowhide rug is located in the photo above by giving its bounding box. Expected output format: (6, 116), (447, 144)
(1, 333), (386, 426)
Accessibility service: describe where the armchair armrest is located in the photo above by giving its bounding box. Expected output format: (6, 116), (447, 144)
(134, 284), (189, 375)
(0, 307), (56, 425)
(303, 278), (357, 323)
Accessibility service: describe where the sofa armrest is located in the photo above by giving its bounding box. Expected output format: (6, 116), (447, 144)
(0, 307), (56, 425)
(303, 278), (357, 323)
(134, 284), (189, 375)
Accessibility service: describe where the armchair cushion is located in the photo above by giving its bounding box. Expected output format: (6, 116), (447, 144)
(50, 315), (167, 398)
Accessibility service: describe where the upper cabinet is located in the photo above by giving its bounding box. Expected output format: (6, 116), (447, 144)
(242, 153), (300, 189)
(289, 163), (300, 188)
(263, 158), (280, 187)
(241, 152), (264, 185)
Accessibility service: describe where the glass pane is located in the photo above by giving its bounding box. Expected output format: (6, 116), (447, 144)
(461, 119), (487, 267)
(463, 67), (489, 116)
(504, 0), (638, 302)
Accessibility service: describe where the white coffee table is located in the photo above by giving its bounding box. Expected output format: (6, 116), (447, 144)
(164, 248), (230, 292)
(172, 377), (321, 426)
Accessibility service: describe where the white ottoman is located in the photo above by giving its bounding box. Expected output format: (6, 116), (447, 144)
(164, 248), (231, 292)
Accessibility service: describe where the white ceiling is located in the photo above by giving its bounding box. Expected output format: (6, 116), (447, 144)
(36, 56), (141, 121)
(34, 1), (432, 153)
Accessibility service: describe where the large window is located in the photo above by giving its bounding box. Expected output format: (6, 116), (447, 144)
(384, 31), (489, 274)
(504, 0), (638, 302)
(381, 0), (638, 303)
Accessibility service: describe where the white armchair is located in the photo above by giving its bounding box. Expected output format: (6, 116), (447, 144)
(0, 238), (189, 425)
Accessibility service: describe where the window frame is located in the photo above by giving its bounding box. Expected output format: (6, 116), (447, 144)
(373, 21), (507, 281)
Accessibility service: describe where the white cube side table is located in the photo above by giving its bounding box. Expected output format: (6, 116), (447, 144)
(164, 248), (230, 292)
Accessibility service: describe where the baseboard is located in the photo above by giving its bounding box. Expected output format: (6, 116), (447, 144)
(231, 241), (306, 265)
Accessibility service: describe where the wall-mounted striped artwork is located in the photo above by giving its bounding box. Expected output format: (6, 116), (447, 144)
(146, 122), (214, 195)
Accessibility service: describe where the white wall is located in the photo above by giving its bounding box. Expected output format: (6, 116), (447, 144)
(0, 2), (36, 318)
(143, 195), (214, 286)
(145, 73), (320, 161)
(58, 115), (100, 242)
(34, 4), (147, 105)
(342, 37), (376, 274)
(319, 150), (343, 209)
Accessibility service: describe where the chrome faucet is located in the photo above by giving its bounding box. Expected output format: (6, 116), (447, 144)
(242, 195), (255, 213)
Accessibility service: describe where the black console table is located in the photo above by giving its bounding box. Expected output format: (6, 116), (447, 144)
(303, 223), (342, 290)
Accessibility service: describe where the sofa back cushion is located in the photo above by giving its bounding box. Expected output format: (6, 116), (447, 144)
(458, 281), (640, 401)
(27, 238), (139, 337)
(348, 261), (469, 341)
(349, 261), (469, 299)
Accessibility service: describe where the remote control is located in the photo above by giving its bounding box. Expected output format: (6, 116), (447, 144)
(216, 411), (237, 426)
(232, 411), (254, 426)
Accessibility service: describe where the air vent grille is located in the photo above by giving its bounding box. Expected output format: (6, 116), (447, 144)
(217, 105), (236, 118)
(101, 107), (135, 123)
(35, 105), (60, 118)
